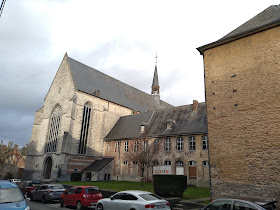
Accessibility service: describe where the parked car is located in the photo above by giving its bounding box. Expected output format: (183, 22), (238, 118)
(202, 198), (277, 210)
(20, 180), (41, 197)
(60, 185), (103, 210)
(30, 183), (65, 204)
(96, 190), (171, 210)
(9, 179), (21, 183)
(0, 180), (30, 210)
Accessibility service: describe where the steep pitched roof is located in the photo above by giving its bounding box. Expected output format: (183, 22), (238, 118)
(105, 102), (207, 141)
(67, 57), (173, 112)
(197, 5), (280, 54)
(105, 111), (154, 140)
(83, 158), (114, 172)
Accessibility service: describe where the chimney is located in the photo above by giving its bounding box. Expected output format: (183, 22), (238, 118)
(193, 100), (198, 111)
(140, 124), (145, 133)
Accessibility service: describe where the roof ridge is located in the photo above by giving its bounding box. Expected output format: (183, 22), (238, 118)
(68, 56), (171, 106)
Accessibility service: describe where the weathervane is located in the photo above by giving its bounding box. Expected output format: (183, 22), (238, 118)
(155, 52), (158, 64)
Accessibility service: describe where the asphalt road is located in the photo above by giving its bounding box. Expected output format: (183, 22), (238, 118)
(26, 198), (96, 210)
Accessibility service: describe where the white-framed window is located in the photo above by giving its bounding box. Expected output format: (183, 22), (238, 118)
(203, 160), (209, 167)
(114, 142), (120, 153)
(133, 161), (138, 164)
(153, 160), (159, 166)
(123, 161), (128, 165)
(189, 136), (196, 150)
(165, 138), (171, 151)
(177, 137), (184, 151)
(133, 141), (138, 153)
(78, 102), (92, 154)
(46, 105), (62, 153)
(154, 139), (159, 152)
(124, 141), (128, 152)
(202, 136), (208, 150)
(189, 160), (197, 166)
(164, 160), (171, 166)
(176, 161), (183, 167)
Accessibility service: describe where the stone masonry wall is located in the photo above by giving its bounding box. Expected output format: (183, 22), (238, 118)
(203, 27), (280, 203)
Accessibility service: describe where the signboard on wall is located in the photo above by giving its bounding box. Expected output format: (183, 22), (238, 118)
(153, 166), (171, 175)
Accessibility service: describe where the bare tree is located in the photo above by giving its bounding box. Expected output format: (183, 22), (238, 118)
(0, 141), (14, 178)
(20, 144), (28, 163)
(124, 137), (156, 186)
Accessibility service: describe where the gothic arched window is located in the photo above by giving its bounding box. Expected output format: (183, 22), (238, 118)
(45, 105), (62, 153)
(78, 103), (91, 154)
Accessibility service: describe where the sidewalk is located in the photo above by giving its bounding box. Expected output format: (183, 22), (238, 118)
(171, 197), (210, 210)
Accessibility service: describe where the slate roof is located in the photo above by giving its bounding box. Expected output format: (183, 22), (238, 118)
(105, 111), (154, 140)
(105, 102), (207, 141)
(83, 158), (114, 172)
(67, 56), (173, 112)
(152, 65), (159, 87)
(197, 5), (280, 54)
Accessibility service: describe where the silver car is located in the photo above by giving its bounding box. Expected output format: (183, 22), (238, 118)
(202, 198), (277, 210)
(96, 190), (171, 210)
(30, 183), (65, 204)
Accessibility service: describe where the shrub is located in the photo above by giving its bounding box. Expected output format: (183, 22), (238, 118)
(70, 173), (82, 181)
(153, 175), (187, 198)
(4, 172), (13, 179)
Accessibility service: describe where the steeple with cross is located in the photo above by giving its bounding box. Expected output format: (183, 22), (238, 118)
(151, 53), (160, 105)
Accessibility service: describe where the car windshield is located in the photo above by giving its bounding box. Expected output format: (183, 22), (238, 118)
(50, 185), (64, 189)
(85, 187), (99, 194)
(139, 193), (163, 201)
(0, 188), (23, 203)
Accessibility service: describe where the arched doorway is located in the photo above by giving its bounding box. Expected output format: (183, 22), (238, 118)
(44, 156), (52, 179)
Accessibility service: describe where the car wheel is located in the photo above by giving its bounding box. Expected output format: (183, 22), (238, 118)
(97, 203), (104, 210)
(30, 194), (34, 201)
(60, 199), (64, 207)
(76, 201), (83, 210)
(42, 196), (47, 204)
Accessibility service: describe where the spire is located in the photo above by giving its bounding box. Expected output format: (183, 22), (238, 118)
(151, 53), (160, 105)
(152, 65), (159, 87)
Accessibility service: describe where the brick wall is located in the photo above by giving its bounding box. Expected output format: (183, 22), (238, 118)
(103, 135), (209, 186)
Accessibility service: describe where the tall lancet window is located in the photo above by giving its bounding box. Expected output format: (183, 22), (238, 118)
(46, 105), (62, 153)
(78, 103), (91, 154)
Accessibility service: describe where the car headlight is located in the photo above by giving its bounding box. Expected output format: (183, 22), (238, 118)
(25, 206), (30, 210)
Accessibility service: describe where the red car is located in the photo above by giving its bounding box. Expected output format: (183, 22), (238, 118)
(20, 180), (41, 197)
(60, 186), (103, 210)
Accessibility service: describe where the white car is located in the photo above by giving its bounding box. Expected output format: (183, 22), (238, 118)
(96, 190), (171, 210)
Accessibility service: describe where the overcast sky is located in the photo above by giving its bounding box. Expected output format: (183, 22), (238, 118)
(0, 0), (278, 147)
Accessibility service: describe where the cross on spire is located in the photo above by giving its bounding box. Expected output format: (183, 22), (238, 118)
(155, 52), (158, 64)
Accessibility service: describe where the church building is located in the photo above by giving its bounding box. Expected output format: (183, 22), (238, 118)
(24, 53), (208, 186)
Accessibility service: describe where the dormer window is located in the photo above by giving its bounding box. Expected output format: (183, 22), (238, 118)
(166, 119), (176, 130)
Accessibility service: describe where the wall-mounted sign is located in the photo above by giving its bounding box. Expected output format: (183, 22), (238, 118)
(153, 166), (171, 175)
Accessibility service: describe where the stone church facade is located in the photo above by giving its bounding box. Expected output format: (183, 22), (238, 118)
(24, 53), (209, 186)
(198, 5), (280, 204)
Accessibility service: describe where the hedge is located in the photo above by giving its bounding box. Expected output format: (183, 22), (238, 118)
(153, 175), (187, 198)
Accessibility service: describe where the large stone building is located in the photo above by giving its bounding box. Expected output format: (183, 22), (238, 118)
(197, 5), (280, 203)
(24, 53), (208, 185)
